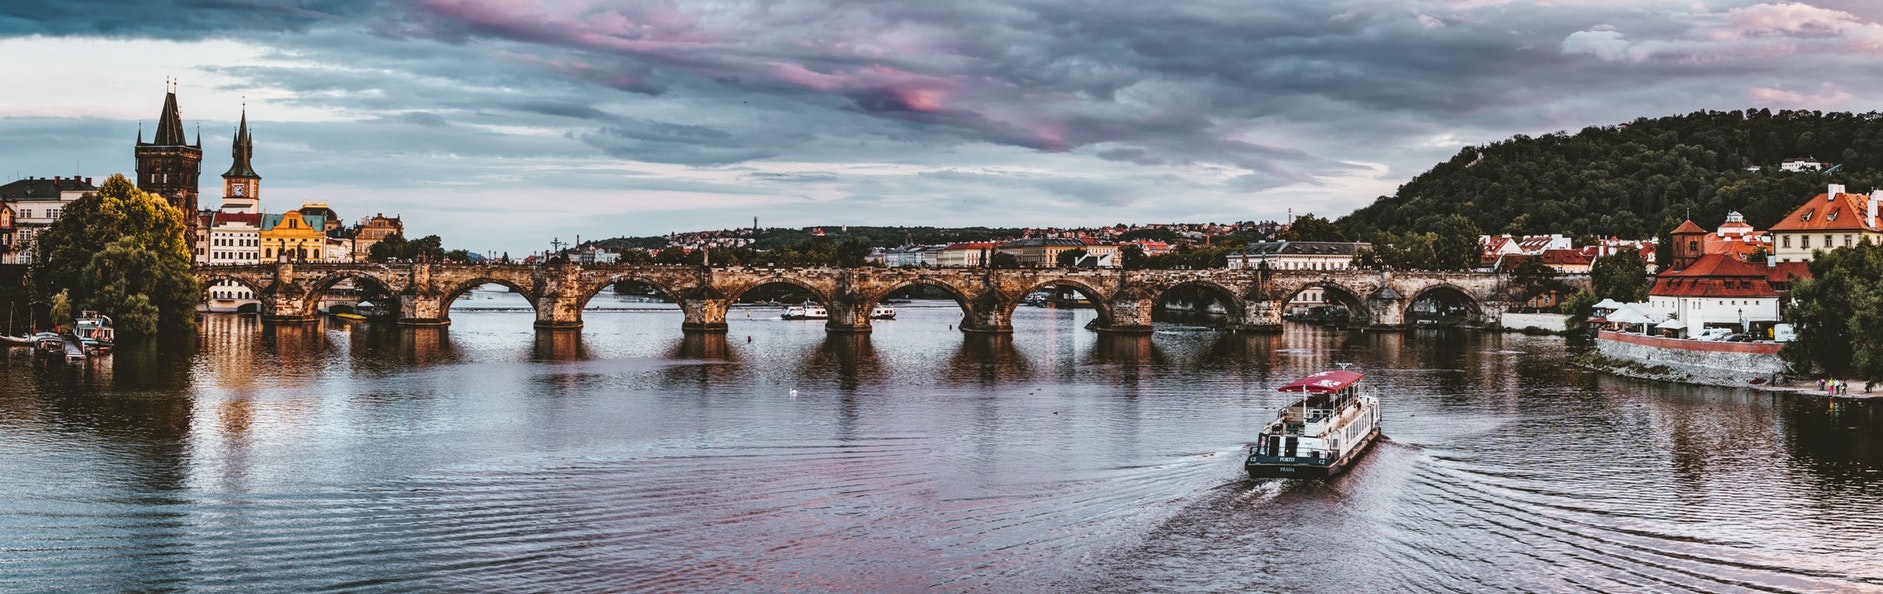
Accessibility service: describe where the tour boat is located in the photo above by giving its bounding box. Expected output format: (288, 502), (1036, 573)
(782, 303), (828, 320)
(870, 306), (896, 320)
(1246, 369), (1383, 479)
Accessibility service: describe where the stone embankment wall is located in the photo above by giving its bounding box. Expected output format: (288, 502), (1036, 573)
(1500, 312), (1566, 333)
(1592, 331), (1786, 387)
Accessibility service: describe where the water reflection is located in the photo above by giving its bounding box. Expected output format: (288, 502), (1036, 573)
(531, 328), (589, 362)
(1, 313), (1879, 593)
(946, 333), (1029, 384)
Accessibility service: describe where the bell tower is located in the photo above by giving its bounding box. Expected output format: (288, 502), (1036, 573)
(135, 80), (203, 217)
(220, 107), (261, 213)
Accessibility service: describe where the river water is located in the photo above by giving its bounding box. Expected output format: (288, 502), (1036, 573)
(2, 288), (1879, 593)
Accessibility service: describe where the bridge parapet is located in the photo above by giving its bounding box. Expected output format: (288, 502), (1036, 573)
(192, 263), (1579, 335)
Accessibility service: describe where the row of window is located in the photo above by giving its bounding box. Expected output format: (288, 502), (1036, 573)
(212, 251), (257, 261)
(213, 237), (258, 247)
(1784, 234), (1860, 249)
(14, 208), (58, 219)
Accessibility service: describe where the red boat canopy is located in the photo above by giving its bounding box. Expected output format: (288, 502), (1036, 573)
(1277, 370), (1364, 393)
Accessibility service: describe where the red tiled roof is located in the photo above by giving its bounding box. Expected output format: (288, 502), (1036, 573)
(1670, 220), (1707, 234)
(1768, 192), (1883, 233)
(1768, 261), (1811, 284)
(1651, 254), (1779, 298)
(943, 242), (995, 250)
(1537, 249), (1591, 266)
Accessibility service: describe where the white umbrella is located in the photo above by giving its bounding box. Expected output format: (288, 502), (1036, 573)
(1593, 298), (1625, 310)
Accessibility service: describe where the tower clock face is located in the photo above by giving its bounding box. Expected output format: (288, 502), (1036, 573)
(233, 184), (246, 197)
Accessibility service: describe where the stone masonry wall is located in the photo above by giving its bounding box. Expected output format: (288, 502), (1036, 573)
(1594, 331), (1786, 387)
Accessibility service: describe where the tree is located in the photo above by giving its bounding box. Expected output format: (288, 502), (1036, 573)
(1431, 214), (1482, 271)
(32, 174), (199, 335)
(1119, 244), (1147, 269)
(1056, 248), (1088, 268)
(1278, 214), (1347, 242)
(48, 289), (71, 330)
(1560, 289), (1598, 340)
(990, 252), (1021, 269)
(1781, 240), (1883, 381)
(1590, 247), (1651, 302)
(837, 238), (873, 267)
(368, 234), (409, 262)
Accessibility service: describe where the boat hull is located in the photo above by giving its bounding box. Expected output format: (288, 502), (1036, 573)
(1245, 425), (1381, 479)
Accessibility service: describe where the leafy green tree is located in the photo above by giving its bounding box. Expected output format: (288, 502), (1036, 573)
(1431, 214), (1482, 271)
(990, 252), (1021, 269)
(49, 289), (71, 330)
(1590, 247), (1651, 302)
(32, 174), (199, 335)
(1119, 244), (1147, 270)
(837, 238), (873, 267)
(1279, 214), (1347, 242)
(1782, 240), (1883, 381)
(1510, 257), (1570, 307)
(1056, 248), (1088, 268)
(1560, 289), (1598, 340)
(368, 234), (409, 262)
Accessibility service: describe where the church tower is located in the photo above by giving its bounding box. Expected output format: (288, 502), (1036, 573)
(135, 81), (203, 217)
(220, 108), (260, 213)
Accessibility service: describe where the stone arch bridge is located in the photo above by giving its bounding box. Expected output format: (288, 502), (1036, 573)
(195, 263), (1587, 334)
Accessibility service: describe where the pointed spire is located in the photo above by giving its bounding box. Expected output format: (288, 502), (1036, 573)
(222, 107), (259, 179)
(152, 83), (188, 146)
(137, 121), (144, 144)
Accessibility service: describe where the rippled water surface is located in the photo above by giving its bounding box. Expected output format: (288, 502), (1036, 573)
(2, 290), (1879, 592)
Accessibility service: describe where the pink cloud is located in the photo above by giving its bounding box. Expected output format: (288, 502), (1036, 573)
(1750, 84), (1853, 107)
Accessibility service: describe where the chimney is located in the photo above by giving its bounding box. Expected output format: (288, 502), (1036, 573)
(1871, 190), (1881, 228)
(1829, 183), (1845, 200)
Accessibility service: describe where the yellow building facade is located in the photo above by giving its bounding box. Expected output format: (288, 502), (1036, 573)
(261, 210), (328, 262)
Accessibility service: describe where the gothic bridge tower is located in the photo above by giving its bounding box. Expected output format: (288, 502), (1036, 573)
(135, 81), (203, 222)
(220, 108), (260, 213)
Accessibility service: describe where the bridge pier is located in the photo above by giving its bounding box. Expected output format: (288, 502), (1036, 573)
(959, 293), (1013, 334)
(1364, 288), (1407, 330)
(398, 294), (451, 326)
(1230, 298), (1285, 333)
(824, 298), (874, 334)
(1096, 294), (1154, 334)
(679, 297), (729, 333)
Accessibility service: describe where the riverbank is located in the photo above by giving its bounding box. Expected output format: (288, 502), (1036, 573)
(1574, 344), (1881, 399)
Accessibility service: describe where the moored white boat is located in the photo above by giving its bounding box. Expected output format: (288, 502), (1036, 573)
(73, 311), (113, 354)
(870, 306), (896, 320)
(1246, 369), (1382, 479)
(782, 303), (828, 320)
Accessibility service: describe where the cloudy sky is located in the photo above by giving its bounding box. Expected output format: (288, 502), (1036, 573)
(4, 1), (1883, 255)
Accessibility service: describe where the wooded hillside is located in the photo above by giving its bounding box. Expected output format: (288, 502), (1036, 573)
(1338, 109), (1883, 241)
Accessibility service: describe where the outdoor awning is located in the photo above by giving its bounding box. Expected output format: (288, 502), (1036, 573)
(1593, 299), (1625, 310)
(1278, 370), (1364, 393)
(1655, 319), (1685, 329)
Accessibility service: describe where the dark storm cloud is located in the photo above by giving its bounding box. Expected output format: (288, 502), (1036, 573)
(10, 0), (1883, 250)
(0, 0), (380, 37)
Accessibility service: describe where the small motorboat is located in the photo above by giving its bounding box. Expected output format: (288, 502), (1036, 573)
(870, 306), (897, 320)
(331, 311), (368, 321)
(1, 334), (33, 347)
(1246, 369), (1383, 479)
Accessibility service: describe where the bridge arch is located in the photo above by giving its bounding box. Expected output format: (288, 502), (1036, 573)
(577, 273), (685, 311)
(1006, 278), (1115, 330)
(1406, 283), (1484, 327)
(197, 273), (272, 299)
(721, 276), (833, 306)
(298, 272), (404, 317)
(1278, 280), (1371, 327)
(864, 278), (979, 327)
(1149, 280), (1247, 324)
